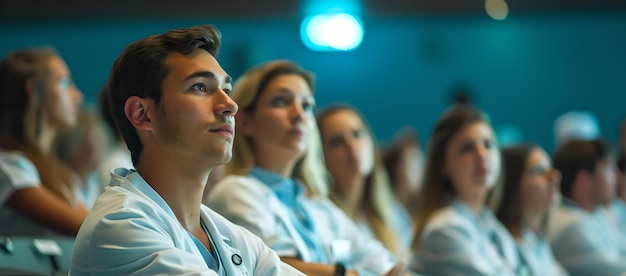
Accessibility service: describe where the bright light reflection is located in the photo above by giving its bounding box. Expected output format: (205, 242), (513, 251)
(485, 0), (509, 20)
(301, 13), (364, 51)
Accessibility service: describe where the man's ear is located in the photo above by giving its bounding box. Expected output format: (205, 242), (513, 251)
(236, 111), (254, 137)
(124, 96), (154, 131)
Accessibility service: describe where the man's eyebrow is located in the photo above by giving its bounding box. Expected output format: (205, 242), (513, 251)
(183, 71), (216, 81)
(183, 71), (232, 85)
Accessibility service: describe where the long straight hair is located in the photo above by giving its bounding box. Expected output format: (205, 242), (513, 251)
(0, 48), (79, 204)
(316, 103), (400, 254)
(226, 59), (329, 198)
(411, 105), (502, 248)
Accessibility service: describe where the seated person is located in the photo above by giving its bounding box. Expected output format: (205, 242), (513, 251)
(208, 59), (404, 276)
(547, 139), (626, 275)
(70, 24), (303, 275)
(408, 106), (521, 275)
(0, 47), (87, 236)
(496, 144), (567, 275)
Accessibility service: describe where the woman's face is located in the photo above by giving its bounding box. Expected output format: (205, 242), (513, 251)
(519, 148), (561, 218)
(444, 121), (501, 200)
(240, 74), (315, 164)
(319, 109), (375, 191)
(42, 56), (83, 130)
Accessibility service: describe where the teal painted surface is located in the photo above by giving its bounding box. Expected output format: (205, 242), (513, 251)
(1, 13), (625, 152)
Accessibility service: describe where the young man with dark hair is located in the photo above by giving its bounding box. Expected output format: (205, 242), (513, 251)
(70, 24), (303, 275)
(547, 139), (626, 275)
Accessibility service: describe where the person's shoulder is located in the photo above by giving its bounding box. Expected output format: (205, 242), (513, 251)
(0, 150), (40, 189)
(211, 174), (272, 197)
(426, 205), (472, 230)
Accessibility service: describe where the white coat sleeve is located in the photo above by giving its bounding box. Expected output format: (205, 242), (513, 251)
(550, 219), (626, 276)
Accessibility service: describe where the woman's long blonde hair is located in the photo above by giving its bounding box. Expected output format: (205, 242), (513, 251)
(226, 59), (329, 198)
(317, 103), (401, 254)
(0, 47), (80, 205)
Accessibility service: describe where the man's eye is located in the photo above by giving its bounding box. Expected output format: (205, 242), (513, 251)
(191, 83), (206, 92)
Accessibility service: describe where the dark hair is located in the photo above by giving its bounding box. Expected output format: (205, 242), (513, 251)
(496, 143), (537, 238)
(552, 139), (611, 198)
(98, 84), (120, 140)
(618, 152), (625, 173)
(108, 24), (221, 166)
(412, 105), (500, 248)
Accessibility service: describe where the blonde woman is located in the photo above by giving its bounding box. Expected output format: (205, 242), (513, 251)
(0, 47), (86, 236)
(208, 60), (405, 276)
(316, 103), (412, 257)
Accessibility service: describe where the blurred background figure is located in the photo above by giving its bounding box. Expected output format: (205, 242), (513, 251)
(96, 85), (132, 186)
(382, 127), (423, 220)
(553, 111), (600, 148)
(317, 103), (413, 257)
(409, 105), (521, 275)
(496, 143), (567, 275)
(547, 139), (626, 275)
(56, 109), (109, 208)
(0, 47), (87, 236)
(208, 60), (403, 276)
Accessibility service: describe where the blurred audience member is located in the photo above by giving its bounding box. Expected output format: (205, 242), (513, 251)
(547, 139), (626, 275)
(56, 109), (109, 208)
(208, 60), (404, 275)
(409, 105), (521, 275)
(382, 127), (423, 219)
(553, 111), (600, 148)
(0, 47), (87, 236)
(317, 103), (413, 257)
(497, 144), (568, 275)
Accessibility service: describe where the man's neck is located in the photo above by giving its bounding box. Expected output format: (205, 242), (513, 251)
(135, 148), (209, 230)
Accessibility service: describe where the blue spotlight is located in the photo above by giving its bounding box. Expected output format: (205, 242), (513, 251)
(301, 13), (364, 51)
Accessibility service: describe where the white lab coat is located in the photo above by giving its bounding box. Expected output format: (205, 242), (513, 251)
(207, 174), (397, 276)
(0, 151), (59, 236)
(516, 229), (568, 276)
(70, 168), (303, 276)
(547, 199), (626, 276)
(409, 200), (521, 276)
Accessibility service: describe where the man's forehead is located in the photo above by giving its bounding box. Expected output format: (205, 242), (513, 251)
(164, 50), (228, 79)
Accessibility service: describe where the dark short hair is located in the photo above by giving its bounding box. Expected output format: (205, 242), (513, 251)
(552, 139), (611, 198)
(108, 24), (221, 166)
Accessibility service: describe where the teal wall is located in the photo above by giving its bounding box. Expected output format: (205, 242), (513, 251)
(1, 12), (625, 152)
